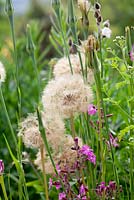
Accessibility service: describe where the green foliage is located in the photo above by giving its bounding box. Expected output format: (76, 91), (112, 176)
(0, 0), (134, 199)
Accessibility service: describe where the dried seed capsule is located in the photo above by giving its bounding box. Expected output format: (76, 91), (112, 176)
(95, 2), (101, 10)
(94, 10), (100, 18)
(97, 15), (102, 23)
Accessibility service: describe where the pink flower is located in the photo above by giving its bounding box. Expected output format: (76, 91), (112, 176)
(49, 178), (53, 189)
(54, 181), (61, 190)
(107, 134), (119, 149)
(79, 145), (96, 165)
(56, 164), (61, 174)
(59, 192), (66, 200)
(0, 160), (4, 174)
(88, 104), (97, 115)
(129, 45), (134, 61)
(80, 184), (88, 196)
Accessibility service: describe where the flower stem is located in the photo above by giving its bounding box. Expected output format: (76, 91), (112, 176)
(0, 85), (17, 148)
(68, 0), (85, 79)
(40, 145), (49, 200)
(70, 115), (76, 138)
(37, 108), (57, 175)
(91, 51), (105, 181)
(129, 75), (134, 199)
(26, 24), (41, 102)
(0, 175), (8, 200)
(5, 0), (21, 119)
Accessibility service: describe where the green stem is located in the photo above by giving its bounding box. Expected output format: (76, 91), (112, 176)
(99, 35), (104, 78)
(129, 75), (134, 200)
(57, 13), (73, 74)
(7, 14), (21, 119)
(70, 115), (76, 138)
(92, 51), (105, 181)
(0, 175), (8, 200)
(0, 85), (17, 148)
(31, 53), (41, 102)
(37, 108), (57, 175)
(68, 0), (85, 78)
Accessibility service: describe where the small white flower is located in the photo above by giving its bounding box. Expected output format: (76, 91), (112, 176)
(0, 61), (6, 83)
(101, 27), (112, 38)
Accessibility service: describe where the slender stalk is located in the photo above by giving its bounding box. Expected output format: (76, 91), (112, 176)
(26, 24), (41, 102)
(59, 19), (73, 74)
(99, 35), (104, 78)
(40, 145), (49, 200)
(0, 175), (8, 200)
(68, 0), (85, 78)
(70, 115), (76, 138)
(37, 108), (67, 194)
(5, 0), (21, 119)
(125, 27), (134, 198)
(129, 75), (134, 200)
(37, 108), (57, 175)
(52, 1), (73, 75)
(91, 51), (105, 181)
(0, 85), (17, 148)
(31, 53), (41, 101)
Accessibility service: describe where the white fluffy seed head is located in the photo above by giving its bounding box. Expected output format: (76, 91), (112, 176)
(53, 53), (94, 84)
(42, 74), (93, 119)
(18, 114), (43, 148)
(18, 112), (66, 150)
(34, 135), (83, 174)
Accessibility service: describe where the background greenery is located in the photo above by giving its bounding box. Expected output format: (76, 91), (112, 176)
(0, 0), (134, 199)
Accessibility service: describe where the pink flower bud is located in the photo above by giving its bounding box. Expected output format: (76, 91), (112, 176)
(88, 104), (97, 115)
(0, 160), (4, 174)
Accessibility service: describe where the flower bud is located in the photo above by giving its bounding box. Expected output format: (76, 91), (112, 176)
(83, 35), (99, 53)
(5, 0), (14, 16)
(26, 24), (35, 55)
(0, 160), (4, 175)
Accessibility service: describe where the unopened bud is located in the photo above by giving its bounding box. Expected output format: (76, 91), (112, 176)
(26, 24), (35, 55)
(5, 0), (14, 16)
(68, 39), (72, 46)
(125, 26), (132, 54)
(0, 160), (4, 175)
(83, 35), (99, 53)
(69, 44), (77, 54)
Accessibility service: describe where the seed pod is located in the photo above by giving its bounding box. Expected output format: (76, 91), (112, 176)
(97, 15), (102, 23)
(94, 10), (100, 18)
(95, 2), (101, 10)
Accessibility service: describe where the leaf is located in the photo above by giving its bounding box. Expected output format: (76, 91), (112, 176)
(115, 81), (127, 89)
(118, 125), (134, 141)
